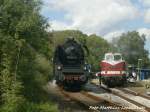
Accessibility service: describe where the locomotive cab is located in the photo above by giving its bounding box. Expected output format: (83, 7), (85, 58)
(100, 53), (126, 87)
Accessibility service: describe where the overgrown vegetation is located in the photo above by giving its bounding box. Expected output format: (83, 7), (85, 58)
(0, 0), (150, 112)
(0, 0), (58, 112)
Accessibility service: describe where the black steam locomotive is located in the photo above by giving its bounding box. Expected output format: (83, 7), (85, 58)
(53, 38), (90, 89)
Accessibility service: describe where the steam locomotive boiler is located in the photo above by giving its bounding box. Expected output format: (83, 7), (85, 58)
(53, 38), (90, 89)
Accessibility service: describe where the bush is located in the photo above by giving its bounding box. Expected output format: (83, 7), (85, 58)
(20, 102), (58, 112)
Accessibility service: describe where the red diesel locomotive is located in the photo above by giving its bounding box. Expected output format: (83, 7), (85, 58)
(100, 53), (127, 86)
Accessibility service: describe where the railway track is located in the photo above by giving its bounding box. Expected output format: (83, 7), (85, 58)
(81, 91), (138, 112)
(110, 87), (150, 112)
(47, 81), (149, 112)
(91, 83), (150, 112)
(59, 87), (101, 112)
(59, 86), (138, 112)
(118, 88), (150, 100)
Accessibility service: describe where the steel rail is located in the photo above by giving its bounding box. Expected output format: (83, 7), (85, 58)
(100, 85), (150, 112)
(118, 88), (150, 100)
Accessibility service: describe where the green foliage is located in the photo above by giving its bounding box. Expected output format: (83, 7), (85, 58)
(18, 45), (52, 102)
(51, 30), (87, 47)
(0, 43), (24, 112)
(0, 0), (58, 112)
(20, 102), (58, 112)
(0, 101), (58, 112)
(87, 34), (110, 71)
(113, 31), (150, 67)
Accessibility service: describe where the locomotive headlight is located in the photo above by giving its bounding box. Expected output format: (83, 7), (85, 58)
(80, 75), (86, 81)
(57, 66), (62, 70)
(84, 66), (87, 71)
(121, 71), (126, 74)
(101, 71), (106, 74)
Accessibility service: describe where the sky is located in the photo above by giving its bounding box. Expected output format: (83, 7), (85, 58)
(41, 0), (150, 52)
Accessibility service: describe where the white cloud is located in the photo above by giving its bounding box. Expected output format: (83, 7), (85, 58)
(138, 0), (150, 23)
(138, 28), (150, 39)
(144, 9), (150, 23)
(46, 0), (138, 35)
(43, 0), (149, 43)
(50, 21), (71, 31)
(104, 30), (125, 42)
(103, 28), (150, 43)
(139, 0), (150, 7)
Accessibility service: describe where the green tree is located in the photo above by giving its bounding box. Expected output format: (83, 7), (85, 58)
(0, 0), (58, 112)
(113, 31), (150, 67)
(87, 34), (110, 71)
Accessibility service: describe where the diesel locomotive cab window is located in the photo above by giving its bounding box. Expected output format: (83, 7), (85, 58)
(105, 54), (113, 61)
(114, 54), (122, 61)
